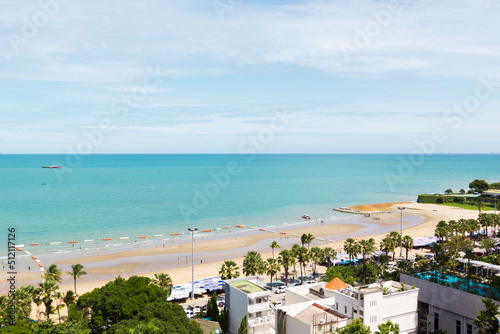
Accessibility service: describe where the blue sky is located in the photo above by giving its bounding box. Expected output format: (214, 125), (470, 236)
(1, 0), (499, 153)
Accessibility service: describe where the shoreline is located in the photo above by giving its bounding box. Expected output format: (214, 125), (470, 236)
(0, 201), (481, 296)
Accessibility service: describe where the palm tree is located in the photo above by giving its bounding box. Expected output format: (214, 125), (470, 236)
(219, 260), (240, 280)
(477, 201), (486, 216)
(388, 231), (402, 258)
(278, 249), (295, 286)
(359, 238), (377, 261)
(466, 218), (480, 237)
(309, 247), (323, 277)
(344, 238), (360, 261)
(434, 220), (450, 243)
(402, 236), (414, 260)
(14, 285), (35, 321)
(153, 273), (173, 296)
(242, 251), (264, 276)
(54, 291), (64, 323)
(45, 264), (62, 284)
(270, 241), (280, 259)
(472, 297), (500, 334)
(67, 264), (87, 295)
(380, 237), (396, 260)
(62, 290), (76, 309)
(36, 280), (59, 320)
(265, 258), (281, 291)
(292, 245), (309, 284)
(322, 247), (337, 269)
(301, 233), (315, 250)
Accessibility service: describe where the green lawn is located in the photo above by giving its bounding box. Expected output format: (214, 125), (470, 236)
(436, 203), (496, 211)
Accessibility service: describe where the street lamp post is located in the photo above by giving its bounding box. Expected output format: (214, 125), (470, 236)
(188, 227), (198, 300)
(398, 207), (405, 258)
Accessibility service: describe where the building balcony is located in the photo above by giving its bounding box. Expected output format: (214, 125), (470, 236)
(248, 302), (272, 313)
(248, 314), (275, 327)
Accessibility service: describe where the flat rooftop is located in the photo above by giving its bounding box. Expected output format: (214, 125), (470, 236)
(231, 280), (266, 294)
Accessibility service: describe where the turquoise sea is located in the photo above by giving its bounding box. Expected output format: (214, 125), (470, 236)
(1, 154), (499, 259)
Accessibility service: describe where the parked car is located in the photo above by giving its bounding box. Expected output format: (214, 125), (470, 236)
(274, 286), (287, 294)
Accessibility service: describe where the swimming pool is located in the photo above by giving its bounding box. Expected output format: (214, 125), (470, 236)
(414, 271), (500, 300)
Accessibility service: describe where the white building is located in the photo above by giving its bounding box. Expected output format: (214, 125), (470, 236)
(223, 276), (274, 334)
(276, 278), (419, 334)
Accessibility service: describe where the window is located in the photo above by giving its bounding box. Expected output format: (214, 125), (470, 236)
(345, 306), (347, 313)
(434, 313), (439, 331)
(360, 310), (364, 316)
(353, 308), (357, 314)
(456, 320), (461, 334)
(370, 316), (377, 323)
(256, 298), (261, 304)
(256, 312), (262, 318)
(370, 300), (377, 307)
(336, 303), (338, 310)
(467, 324), (472, 334)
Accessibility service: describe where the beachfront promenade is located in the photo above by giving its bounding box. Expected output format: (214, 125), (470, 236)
(0, 201), (480, 299)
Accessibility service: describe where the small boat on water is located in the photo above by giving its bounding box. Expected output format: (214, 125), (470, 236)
(42, 166), (62, 169)
(302, 214), (311, 219)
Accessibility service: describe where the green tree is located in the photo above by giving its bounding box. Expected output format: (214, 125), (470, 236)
(45, 264), (63, 284)
(35, 280), (60, 320)
(13, 285), (34, 323)
(292, 244), (309, 284)
(206, 293), (219, 322)
(321, 247), (337, 269)
(445, 189), (453, 194)
(309, 247), (323, 277)
(270, 241), (280, 258)
(76, 276), (168, 331)
(301, 233), (315, 250)
(389, 231), (402, 258)
(336, 318), (371, 333)
(219, 260), (240, 280)
(434, 220), (451, 243)
(62, 290), (77, 309)
(357, 263), (378, 285)
(344, 238), (360, 261)
(265, 258), (281, 291)
(109, 301), (202, 334)
(278, 249), (295, 286)
(479, 238), (496, 256)
(238, 314), (247, 334)
(359, 238), (377, 260)
(402, 235), (414, 260)
(242, 251), (264, 276)
(459, 188), (466, 194)
(219, 307), (229, 333)
(469, 179), (490, 193)
(153, 273), (173, 297)
(380, 237), (396, 260)
(472, 298), (500, 334)
(375, 319), (400, 334)
(67, 264), (87, 295)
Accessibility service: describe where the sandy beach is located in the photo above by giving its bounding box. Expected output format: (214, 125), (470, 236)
(1, 201), (482, 299)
